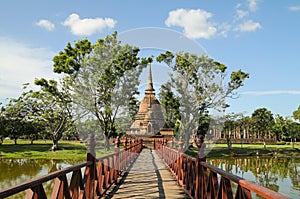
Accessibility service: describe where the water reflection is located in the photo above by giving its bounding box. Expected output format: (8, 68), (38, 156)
(0, 158), (84, 198)
(207, 156), (300, 199)
(1, 157), (299, 198)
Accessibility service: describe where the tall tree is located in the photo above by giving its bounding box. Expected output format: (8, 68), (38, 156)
(286, 117), (300, 150)
(252, 108), (274, 149)
(197, 113), (211, 136)
(290, 106), (300, 149)
(239, 116), (252, 140)
(223, 117), (235, 149)
(0, 104), (7, 144)
(159, 82), (181, 130)
(53, 32), (150, 150)
(293, 105), (300, 122)
(292, 105), (300, 148)
(33, 78), (74, 150)
(157, 51), (249, 147)
(272, 115), (288, 141)
(3, 93), (35, 145)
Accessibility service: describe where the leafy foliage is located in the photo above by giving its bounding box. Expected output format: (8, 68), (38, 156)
(252, 108), (275, 135)
(53, 32), (150, 150)
(157, 51), (249, 146)
(38, 79), (74, 150)
(158, 82), (181, 130)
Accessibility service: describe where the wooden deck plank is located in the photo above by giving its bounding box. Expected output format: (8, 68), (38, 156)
(103, 148), (189, 199)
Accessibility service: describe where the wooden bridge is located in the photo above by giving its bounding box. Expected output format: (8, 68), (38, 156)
(0, 137), (290, 199)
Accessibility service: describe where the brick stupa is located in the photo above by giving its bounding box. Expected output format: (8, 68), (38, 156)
(126, 65), (166, 136)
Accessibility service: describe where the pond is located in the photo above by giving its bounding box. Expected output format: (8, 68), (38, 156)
(0, 158), (84, 198)
(207, 156), (300, 199)
(0, 156), (299, 198)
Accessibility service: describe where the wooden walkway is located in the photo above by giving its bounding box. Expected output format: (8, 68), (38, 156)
(103, 148), (189, 199)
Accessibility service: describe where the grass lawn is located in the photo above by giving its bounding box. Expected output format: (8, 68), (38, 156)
(186, 143), (300, 158)
(0, 140), (115, 160)
(2, 140), (299, 160)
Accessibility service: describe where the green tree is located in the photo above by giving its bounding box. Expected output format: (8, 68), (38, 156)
(33, 78), (74, 150)
(197, 113), (211, 136)
(76, 119), (103, 141)
(252, 108), (275, 149)
(239, 116), (252, 140)
(159, 82), (181, 130)
(1, 85), (44, 144)
(292, 105), (300, 147)
(128, 96), (140, 121)
(223, 117), (235, 149)
(293, 105), (300, 121)
(157, 51), (249, 147)
(3, 97), (29, 144)
(286, 118), (300, 150)
(0, 104), (8, 144)
(53, 32), (150, 150)
(272, 115), (288, 141)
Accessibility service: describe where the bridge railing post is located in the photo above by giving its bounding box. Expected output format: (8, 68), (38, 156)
(161, 139), (164, 161)
(84, 132), (96, 199)
(195, 135), (207, 198)
(114, 136), (120, 177)
(164, 139), (168, 163)
(177, 137), (183, 185)
(123, 136), (127, 150)
(170, 136), (175, 149)
(139, 138), (143, 152)
(122, 137), (127, 170)
(128, 138), (132, 160)
(160, 139), (163, 157)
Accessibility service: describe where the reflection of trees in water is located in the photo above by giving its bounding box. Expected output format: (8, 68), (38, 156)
(288, 158), (300, 191)
(0, 159), (42, 189)
(207, 157), (300, 194)
(0, 158), (84, 191)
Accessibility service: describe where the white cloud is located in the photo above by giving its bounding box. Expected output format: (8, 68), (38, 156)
(218, 23), (231, 37)
(236, 3), (242, 9)
(165, 8), (217, 39)
(235, 10), (249, 21)
(63, 13), (117, 36)
(289, 6), (300, 11)
(241, 90), (300, 95)
(0, 37), (57, 101)
(235, 20), (262, 32)
(248, 0), (258, 12)
(36, 19), (55, 31)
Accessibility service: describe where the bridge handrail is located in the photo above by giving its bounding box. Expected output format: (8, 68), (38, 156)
(0, 162), (89, 198)
(200, 161), (289, 199)
(0, 137), (143, 199)
(154, 138), (290, 199)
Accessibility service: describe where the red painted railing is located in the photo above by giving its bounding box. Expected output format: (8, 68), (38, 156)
(0, 137), (143, 199)
(154, 137), (290, 199)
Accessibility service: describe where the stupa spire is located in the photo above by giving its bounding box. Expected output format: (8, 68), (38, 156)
(145, 64), (155, 93)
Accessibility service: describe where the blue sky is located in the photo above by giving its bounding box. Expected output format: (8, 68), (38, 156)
(0, 0), (300, 117)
